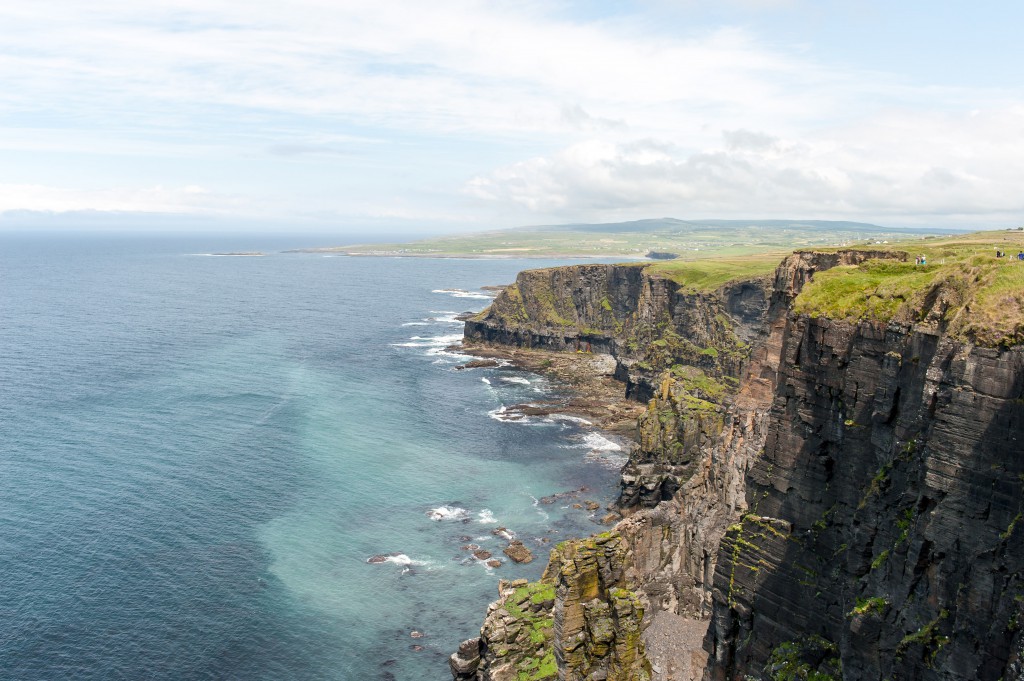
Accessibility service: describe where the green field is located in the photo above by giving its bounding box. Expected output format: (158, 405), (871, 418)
(644, 252), (787, 291)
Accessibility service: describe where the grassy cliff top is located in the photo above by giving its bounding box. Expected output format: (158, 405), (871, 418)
(793, 229), (1024, 346)
(644, 252), (785, 291)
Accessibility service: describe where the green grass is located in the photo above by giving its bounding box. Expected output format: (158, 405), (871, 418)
(793, 229), (1024, 346)
(793, 260), (939, 322)
(644, 253), (784, 291)
(847, 596), (889, 618)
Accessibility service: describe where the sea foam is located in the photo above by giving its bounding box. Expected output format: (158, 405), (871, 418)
(427, 505), (469, 521)
(432, 288), (494, 300)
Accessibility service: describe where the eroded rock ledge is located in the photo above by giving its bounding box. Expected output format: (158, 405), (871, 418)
(453, 249), (1024, 681)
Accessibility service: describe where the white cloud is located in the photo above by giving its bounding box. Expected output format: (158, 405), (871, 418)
(0, 1), (871, 138)
(467, 105), (1024, 225)
(0, 1), (1020, 226)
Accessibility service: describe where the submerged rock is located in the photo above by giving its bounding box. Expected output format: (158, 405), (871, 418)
(456, 359), (499, 370)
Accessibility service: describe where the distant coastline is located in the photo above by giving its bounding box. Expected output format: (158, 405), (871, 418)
(285, 248), (643, 259)
(286, 217), (957, 261)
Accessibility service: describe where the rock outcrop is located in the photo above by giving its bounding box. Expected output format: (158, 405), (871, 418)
(454, 248), (1024, 681)
(451, 534), (652, 681)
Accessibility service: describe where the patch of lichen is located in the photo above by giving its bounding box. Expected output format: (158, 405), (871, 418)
(896, 609), (951, 666)
(505, 581), (557, 620)
(489, 579), (558, 681)
(483, 283), (530, 324)
(525, 281), (576, 328)
(516, 651), (557, 681)
(630, 319), (751, 378)
(668, 365), (731, 402)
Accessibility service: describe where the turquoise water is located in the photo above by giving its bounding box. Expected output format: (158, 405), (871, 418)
(0, 234), (626, 680)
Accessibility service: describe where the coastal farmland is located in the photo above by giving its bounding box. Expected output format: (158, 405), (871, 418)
(306, 218), (954, 260)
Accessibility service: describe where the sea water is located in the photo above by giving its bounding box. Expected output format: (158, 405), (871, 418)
(0, 233), (628, 680)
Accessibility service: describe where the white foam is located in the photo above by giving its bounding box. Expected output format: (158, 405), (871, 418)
(382, 554), (427, 567)
(401, 322), (430, 326)
(428, 311), (464, 324)
(500, 377), (531, 386)
(189, 253), (265, 257)
(477, 509), (497, 524)
(481, 378), (491, 385)
(582, 432), (623, 452)
(392, 333), (464, 362)
(487, 406), (513, 422)
(428, 505), (469, 521)
(528, 494), (550, 521)
(584, 450), (630, 469)
(432, 288), (494, 300)
(547, 414), (593, 426)
(487, 406), (557, 426)
(393, 333), (463, 347)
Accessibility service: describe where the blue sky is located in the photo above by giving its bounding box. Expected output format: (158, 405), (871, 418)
(1, 0), (1022, 234)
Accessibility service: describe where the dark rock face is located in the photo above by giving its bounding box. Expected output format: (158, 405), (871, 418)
(708, 316), (1024, 681)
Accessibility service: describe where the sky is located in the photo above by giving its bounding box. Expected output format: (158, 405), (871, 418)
(1, 0), (1022, 234)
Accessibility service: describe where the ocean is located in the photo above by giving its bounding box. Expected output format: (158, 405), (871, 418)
(0, 233), (627, 680)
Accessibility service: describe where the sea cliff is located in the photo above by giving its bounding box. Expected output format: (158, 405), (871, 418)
(452, 235), (1024, 681)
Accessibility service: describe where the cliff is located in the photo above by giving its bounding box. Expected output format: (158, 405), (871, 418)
(464, 263), (771, 401)
(708, 318), (1024, 680)
(453, 236), (1024, 681)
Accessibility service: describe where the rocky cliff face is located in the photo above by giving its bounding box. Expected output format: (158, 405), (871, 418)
(454, 251), (1024, 681)
(464, 264), (770, 401)
(708, 318), (1024, 681)
(456, 260), (781, 681)
(451, 533), (652, 681)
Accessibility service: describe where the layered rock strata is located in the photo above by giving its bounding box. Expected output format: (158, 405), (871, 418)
(708, 319), (1024, 681)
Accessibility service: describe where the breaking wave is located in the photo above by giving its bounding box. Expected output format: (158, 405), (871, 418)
(427, 505), (469, 521)
(432, 288), (494, 300)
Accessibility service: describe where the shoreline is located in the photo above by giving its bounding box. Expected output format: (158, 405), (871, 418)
(451, 338), (645, 524)
(454, 339), (643, 441)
